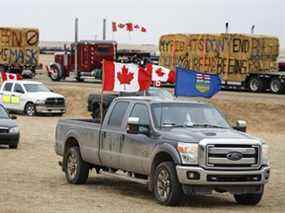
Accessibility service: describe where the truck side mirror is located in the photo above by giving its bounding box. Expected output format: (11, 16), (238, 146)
(127, 117), (150, 136)
(234, 120), (247, 132)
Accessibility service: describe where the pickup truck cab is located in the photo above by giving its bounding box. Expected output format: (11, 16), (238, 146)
(0, 104), (20, 149)
(55, 96), (270, 206)
(0, 80), (66, 116)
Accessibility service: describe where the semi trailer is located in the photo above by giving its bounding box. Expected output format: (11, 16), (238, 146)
(159, 33), (285, 94)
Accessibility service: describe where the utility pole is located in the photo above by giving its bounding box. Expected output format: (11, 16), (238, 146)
(74, 17), (79, 76)
(103, 18), (106, 40)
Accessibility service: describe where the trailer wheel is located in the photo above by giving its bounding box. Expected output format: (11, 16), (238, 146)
(248, 77), (264, 92)
(270, 78), (284, 94)
(49, 64), (63, 81)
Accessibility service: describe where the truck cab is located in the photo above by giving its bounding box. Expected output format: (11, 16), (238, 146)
(48, 40), (117, 81)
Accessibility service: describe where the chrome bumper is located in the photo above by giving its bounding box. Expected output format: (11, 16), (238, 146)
(176, 165), (270, 185)
(36, 105), (66, 114)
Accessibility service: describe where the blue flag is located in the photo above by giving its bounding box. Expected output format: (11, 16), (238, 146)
(174, 68), (221, 98)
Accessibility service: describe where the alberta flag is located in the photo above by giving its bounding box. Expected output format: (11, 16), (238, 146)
(174, 68), (221, 98)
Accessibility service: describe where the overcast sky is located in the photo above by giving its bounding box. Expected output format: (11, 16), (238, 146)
(1, 0), (284, 47)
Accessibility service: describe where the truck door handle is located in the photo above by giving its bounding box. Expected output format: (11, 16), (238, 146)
(121, 134), (125, 141)
(102, 132), (106, 138)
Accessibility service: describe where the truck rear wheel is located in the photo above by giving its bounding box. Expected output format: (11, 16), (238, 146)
(64, 146), (89, 184)
(153, 161), (183, 206)
(248, 77), (264, 92)
(270, 78), (284, 94)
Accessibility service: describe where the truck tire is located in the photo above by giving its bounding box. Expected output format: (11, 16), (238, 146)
(49, 64), (63, 81)
(25, 102), (36, 116)
(153, 161), (183, 206)
(270, 78), (284, 94)
(64, 146), (89, 184)
(234, 188), (264, 205)
(248, 77), (264, 92)
(9, 144), (18, 149)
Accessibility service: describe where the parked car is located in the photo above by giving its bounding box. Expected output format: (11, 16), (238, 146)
(55, 96), (270, 206)
(0, 104), (20, 149)
(0, 80), (66, 116)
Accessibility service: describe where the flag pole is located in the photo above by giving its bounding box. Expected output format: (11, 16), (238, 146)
(100, 60), (105, 124)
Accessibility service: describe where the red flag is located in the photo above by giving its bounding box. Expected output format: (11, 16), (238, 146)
(103, 61), (151, 92)
(0, 72), (22, 82)
(141, 27), (147, 32)
(112, 22), (117, 32)
(126, 23), (133, 32)
(148, 64), (176, 84)
(118, 23), (125, 29)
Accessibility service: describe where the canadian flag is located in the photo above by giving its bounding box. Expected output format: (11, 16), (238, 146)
(103, 61), (151, 92)
(0, 72), (22, 82)
(148, 65), (176, 84)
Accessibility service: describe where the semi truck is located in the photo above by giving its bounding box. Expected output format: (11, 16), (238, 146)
(55, 96), (270, 206)
(47, 42), (157, 82)
(0, 27), (40, 77)
(159, 33), (285, 94)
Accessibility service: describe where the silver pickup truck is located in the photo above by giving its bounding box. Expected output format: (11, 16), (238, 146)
(55, 96), (270, 206)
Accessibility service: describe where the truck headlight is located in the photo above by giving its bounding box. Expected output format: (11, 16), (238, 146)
(262, 144), (269, 165)
(35, 99), (45, 105)
(9, 127), (19, 134)
(177, 143), (198, 165)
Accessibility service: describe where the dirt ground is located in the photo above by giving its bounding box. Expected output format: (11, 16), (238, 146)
(0, 81), (285, 213)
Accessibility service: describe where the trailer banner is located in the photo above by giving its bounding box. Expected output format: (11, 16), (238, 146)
(0, 47), (39, 66)
(159, 34), (279, 82)
(0, 28), (39, 48)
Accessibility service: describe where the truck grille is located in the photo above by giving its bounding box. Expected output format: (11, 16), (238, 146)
(0, 128), (9, 134)
(206, 144), (260, 170)
(45, 98), (65, 107)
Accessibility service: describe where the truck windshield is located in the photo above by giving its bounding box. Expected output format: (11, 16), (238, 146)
(151, 103), (230, 129)
(0, 105), (9, 119)
(23, 84), (50, 93)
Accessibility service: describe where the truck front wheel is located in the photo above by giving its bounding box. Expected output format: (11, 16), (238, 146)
(153, 161), (183, 206)
(234, 187), (264, 205)
(64, 146), (89, 184)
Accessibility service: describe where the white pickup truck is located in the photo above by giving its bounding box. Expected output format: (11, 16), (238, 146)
(0, 80), (66, 116)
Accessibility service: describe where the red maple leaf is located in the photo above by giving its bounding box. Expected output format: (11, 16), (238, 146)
(9, 74), (15, 80)
(156, 68), (165, 77)
(117, 65), (134, 85)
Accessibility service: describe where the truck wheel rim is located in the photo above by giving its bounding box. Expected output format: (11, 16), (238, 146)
(250, 79), (259, 91)
(67, 152), (78, 179)
(157, 168), (171, 201)
(50, 67), (59, 79)
(26, 105), (35, 116)
(271, 80), (280, 93)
